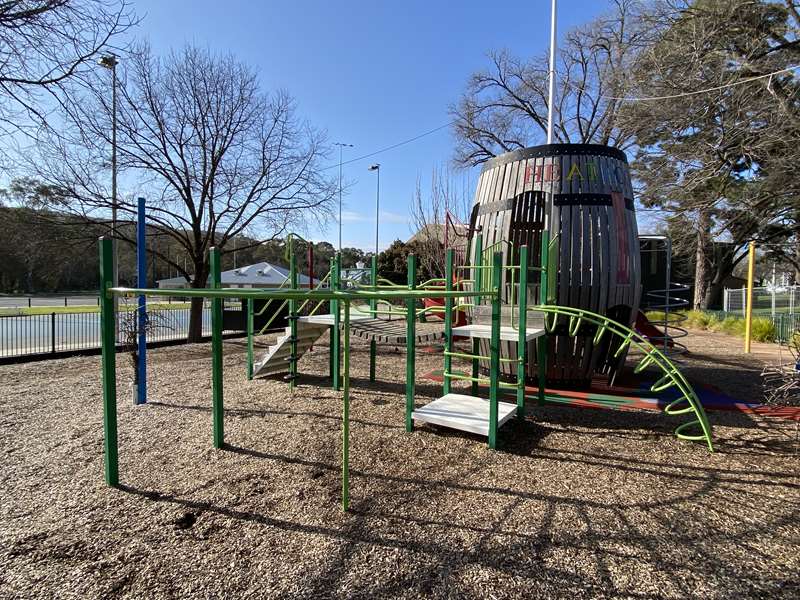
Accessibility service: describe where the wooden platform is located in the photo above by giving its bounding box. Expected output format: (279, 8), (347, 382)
(349, 318), (445, 344)
(411, 393), (517, 436)
(451, 324), (545, 341)
(297, 314), (445, 344)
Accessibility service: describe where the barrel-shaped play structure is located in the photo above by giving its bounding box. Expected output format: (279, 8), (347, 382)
(468, 143), (641, 388)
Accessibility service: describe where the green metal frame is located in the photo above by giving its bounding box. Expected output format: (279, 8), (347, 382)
(332, 254), (341, 390)
(369, 255), (377, 382)
(443, 249), (454, 396)
(537, 232), (550, 405)
(517, 244), (528, 416)
(98, 226), (714, 520)
(288, 253), (298, 389)
(488, 251), (502, 448)
(441, 243), (536, 447)
(99, 238), (118, 486)
(211, 248), (224, 449)
(532, 304), (714, 451)
(405, 254), (417, 432)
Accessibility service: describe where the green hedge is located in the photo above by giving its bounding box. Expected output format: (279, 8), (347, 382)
(644, 309), (776, 343)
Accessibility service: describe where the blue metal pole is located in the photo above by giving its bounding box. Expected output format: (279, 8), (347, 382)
(136, 196), (147, 405)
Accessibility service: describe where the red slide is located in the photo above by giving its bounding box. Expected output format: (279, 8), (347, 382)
(422, 297), (468, 327)
(635, 310), (674, 347)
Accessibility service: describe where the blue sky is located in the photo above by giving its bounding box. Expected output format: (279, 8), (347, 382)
(133, 0), (611, 251)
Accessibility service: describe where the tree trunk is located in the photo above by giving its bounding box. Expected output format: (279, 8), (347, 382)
(693, 209), (711, 310)
(187, 259), (210, 343)
(706, 245), (736, 310)
(795, 226), (800, 285)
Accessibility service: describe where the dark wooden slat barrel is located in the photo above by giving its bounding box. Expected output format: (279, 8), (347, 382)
(468, 143), (641, 388)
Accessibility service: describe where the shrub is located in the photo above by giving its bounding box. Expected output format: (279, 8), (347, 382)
(644, 309), (776, 342)
(750, 317), (776, 343)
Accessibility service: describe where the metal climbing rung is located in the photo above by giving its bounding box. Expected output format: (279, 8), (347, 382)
(650, 372), (677, 392)
(674, 419), (708, 441)
(544, 312), (558, 332)
(664, 396), (696, 416)
(445, 372), (490, 385)
(568, 315), (582, 337)
(444, 350), (518, 363)
(613, 333), (634, 358)
(633, 353), (657, 374)
(593, 324), (608, 344)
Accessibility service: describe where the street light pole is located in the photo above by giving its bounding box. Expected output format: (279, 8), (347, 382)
(333, 142), (353, 253)
(368, 163), (380, 256)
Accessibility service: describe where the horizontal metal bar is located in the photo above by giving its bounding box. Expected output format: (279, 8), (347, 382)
(444, 350), (518, 363)
(110, 287), (496, 302)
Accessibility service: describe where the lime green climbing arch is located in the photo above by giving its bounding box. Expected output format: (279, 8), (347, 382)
(533, 304), (714, 452)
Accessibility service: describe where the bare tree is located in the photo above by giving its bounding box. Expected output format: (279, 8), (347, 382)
(28, 44), (337, 341)
(409, 166), (472, 277)
(0, 0), (135, 142)
(450, 0), (649, 166)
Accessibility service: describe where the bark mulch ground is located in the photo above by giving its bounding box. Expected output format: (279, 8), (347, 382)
(0, 329), (798, 599)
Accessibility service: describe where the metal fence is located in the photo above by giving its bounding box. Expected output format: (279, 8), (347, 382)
(0, 294), (192, 310)
(723, 285), (800, 316)
(709, 309), (800, 344)
(0, 307), (218, 359)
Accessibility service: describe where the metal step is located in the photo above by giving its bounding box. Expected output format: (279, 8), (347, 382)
(411, 393), (517, 437)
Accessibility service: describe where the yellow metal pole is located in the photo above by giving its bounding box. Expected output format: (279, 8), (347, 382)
(744, 241), (755, 353)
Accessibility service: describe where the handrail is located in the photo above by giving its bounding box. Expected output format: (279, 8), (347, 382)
(257, 270), (332, 335)
(254, 277), (291, 317)
(258, 299), (289, 334)
(297, 271), (332, 315)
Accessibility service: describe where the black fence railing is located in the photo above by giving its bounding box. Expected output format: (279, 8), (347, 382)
(0, 307), (227, 359)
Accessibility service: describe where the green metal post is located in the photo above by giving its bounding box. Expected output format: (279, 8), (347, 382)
(289, 253), (298, 389)
(471, 232), (483, 396)
(405, 254), (417, 432)
(471, 337), (480, 396)
(443, 248), (454, 396)
(369, 254), (377, 382)
(474, 232), (484, 291)
(99, 237), (118, 487)
(328, 260), (334, 379)
(332, 254), (341, 390)
(210, 247), (224, 449)
(488, 251), (502, 449)
(517, 245), (528, 416)
(537, 231), (550, 405)
(342, 299), (351, 511)
(246, 298), (254, 380)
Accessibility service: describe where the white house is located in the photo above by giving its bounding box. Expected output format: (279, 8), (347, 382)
(157, 261), (316, 290)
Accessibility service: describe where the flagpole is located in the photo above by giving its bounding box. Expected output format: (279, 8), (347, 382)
(546, 0), (557, 144)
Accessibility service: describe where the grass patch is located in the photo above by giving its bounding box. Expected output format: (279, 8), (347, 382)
(0, 302), (191, 316)
(643, 309), (776, 343)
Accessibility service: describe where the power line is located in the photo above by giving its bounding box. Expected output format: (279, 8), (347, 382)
(608, 65), (800, 102)
(323, 121), (454, 171)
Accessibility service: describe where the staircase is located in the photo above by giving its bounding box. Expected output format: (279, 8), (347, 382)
(253, 321), (329, 378)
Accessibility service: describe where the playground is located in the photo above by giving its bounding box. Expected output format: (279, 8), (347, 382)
(2, 147), (799, 599)
(0, 327), (797, 598)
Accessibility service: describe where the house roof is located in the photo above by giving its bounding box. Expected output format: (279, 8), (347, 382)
(157, 261), (315, 288)
(407, 223), (469, 246)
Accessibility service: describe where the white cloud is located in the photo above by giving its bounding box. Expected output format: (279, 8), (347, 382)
(340, 210), (367, 223)
(379, 210), (409, 224)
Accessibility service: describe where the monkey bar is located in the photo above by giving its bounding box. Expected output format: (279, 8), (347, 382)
(97, 234), (713, 514)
